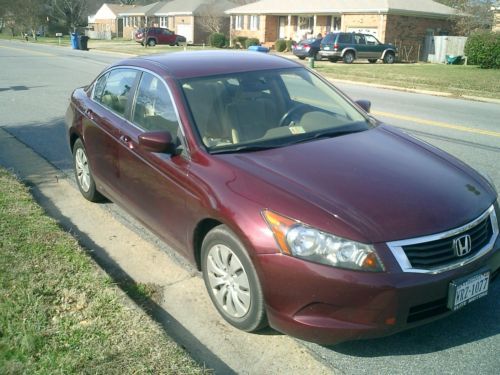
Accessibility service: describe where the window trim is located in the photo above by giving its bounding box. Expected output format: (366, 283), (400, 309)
(90, 66), (190, 157)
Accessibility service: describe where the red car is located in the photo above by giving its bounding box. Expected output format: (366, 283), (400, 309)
(134, 27), (186, 47)
(66, 51), (499, 345)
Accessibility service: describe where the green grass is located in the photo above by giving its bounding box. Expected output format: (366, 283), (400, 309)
(314, 61), (500, 99)
(0, 168), (205, 374)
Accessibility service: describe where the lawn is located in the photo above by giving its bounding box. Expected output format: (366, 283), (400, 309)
(0, 168), (204, 374)
(314, 61), (500, 100)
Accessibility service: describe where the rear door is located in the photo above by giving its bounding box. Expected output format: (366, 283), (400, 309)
(353, 34), (368, 58)
(83, 68), (139, 201)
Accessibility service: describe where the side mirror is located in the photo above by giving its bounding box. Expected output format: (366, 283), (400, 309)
(138, 131), (176, 154)
(355, 99), (371, 113)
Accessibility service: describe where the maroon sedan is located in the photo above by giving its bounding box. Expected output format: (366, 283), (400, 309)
(66, 51), (499, 345)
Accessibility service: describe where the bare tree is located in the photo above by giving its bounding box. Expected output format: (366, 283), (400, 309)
(51, 0), (87, 33)
(435, 0), (496, 35)
(5, 0), (46, 38)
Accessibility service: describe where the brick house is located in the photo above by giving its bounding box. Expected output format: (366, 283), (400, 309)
(87, 3), (136, 39)
(226, 0), (458, 60)
(153, 0), (235, 44)
(119, 1), (168, 40)
(493, 7), (500, 32)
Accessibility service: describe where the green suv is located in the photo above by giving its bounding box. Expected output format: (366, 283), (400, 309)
(319, 32), (397, 64)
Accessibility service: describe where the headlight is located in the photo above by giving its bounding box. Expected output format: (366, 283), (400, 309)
(262, 210), (384, 272)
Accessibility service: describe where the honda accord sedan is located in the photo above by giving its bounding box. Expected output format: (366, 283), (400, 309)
(65, 51), (499, 345)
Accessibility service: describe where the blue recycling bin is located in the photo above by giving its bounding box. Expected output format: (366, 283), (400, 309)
(248, 45), (269, 53)
(70, 32), (79, 49)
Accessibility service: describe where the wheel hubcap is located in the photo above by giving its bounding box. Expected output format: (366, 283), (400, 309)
(206, 244), (251, 318)
(75, 148), (91, 192)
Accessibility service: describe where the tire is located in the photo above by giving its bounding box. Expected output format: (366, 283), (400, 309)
(343, 51), (355, 64)
(147, 38), (156, 47)
(73, 138), (102, 202)
(298, 56), (306, 60)
(383, 52), (395, 64)
(328, 58), (338, 63)
(368, 59), (377, 64)
(201, 225), (267, 332)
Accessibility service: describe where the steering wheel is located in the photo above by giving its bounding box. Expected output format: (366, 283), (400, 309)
(278, 104), (308, 126)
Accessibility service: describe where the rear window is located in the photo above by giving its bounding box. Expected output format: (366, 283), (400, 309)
(322, 33), (336, 44)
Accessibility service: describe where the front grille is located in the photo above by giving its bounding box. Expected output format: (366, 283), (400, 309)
(407, 298), (448, 323)
(402, 216), (493, 269)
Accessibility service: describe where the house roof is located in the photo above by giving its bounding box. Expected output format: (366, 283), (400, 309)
(225, 0), (458, 18)
(105, 3), (137, 15)
(155, 0), (235, 16)
(118, 1), (169, 16)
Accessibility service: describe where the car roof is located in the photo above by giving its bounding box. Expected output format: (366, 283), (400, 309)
(114, 50), (301, 80)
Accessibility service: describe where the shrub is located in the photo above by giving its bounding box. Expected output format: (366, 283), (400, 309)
(275, 39), (286, 52)
(464, 31), (500, 69)
(209, 32), (226, 48)
(233, 36), (248, 49)
(285, 39), (295, 52)
(245, 38), (260, 48)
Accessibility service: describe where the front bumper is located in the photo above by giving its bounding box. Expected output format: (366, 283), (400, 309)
(254, 234), (500, 345)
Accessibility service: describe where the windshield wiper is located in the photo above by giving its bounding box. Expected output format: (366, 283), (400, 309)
(210, 144), (280, 154)
(286, 128), (366, 145)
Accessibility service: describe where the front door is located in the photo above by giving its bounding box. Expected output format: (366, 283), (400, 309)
(278, 16), (287, 39)
(115, 71), (192, 252)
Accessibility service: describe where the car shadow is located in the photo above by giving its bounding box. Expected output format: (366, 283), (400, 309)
(325, 278), (500, 356)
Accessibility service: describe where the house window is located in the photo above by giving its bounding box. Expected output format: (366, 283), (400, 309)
(234, 15), (244, 30)
(248, 15), (259, 30)
(159, 17), (168, 28)
(298, 16), (313, 31)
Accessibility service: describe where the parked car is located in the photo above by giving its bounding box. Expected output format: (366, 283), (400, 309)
(66, 51), (499, 345)
(319, 32), (397, 64)
(134, 27), (186, 47)
(292, 37), (322, 60)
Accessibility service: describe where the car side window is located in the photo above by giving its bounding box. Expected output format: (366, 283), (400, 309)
(99, 69), (138, 116)
(338, 34), (351, 43)
(132, 72), (179, 140)
(354, 34), (366, 45)
(162, 29), (172, 35)
(365, 35), (379, 45)
(93, 73), (108, 103)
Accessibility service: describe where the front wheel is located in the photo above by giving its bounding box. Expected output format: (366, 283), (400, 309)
(147, 38), (156, 47)
(73, 138), (102, 202)
(298, 56), (306, 60)
(201, 225), (267, 332)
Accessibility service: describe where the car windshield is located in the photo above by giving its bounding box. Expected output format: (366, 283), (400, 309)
(180, 67), (373, 153)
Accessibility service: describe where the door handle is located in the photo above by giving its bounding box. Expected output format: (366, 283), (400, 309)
(120, 135), (134, 149)
(85, 109), (94, 120)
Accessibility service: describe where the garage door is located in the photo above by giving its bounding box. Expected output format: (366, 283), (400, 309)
(347, 27), (378, 37)
(176, 24), (193, 44)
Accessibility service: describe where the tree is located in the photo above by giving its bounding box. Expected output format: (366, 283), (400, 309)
(435, 0), (496, 35)
(5, 0), (46, 38)
(50, 0), (87, 33)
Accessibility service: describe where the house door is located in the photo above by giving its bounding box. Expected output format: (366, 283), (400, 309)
(278, 16), (287, 39)
(118, 18), (123, 37)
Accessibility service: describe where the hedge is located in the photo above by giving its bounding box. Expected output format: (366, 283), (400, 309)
(233, 36), (248, 49)
(209, 33), (226, 48)
(464, 31), (500, 69)
(275, 39), (286, 52)
(245, 38), (260, 48)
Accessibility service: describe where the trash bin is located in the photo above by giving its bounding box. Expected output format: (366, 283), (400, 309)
(78, 35), (89, 50)
(248, 45), (269, 53)
(70, 32), (79, 49)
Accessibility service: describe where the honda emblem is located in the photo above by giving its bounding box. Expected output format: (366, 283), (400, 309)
(453, 235), (472, 257)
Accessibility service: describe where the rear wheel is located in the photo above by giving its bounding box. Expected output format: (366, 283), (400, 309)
(201, 225), (267, 332)
(73, 138), (102, 202)
(368, 59), (378, 64)
(383, 52), (395, 64)
(343, 51), (355, 64)
(147, 38), (156, 47)
(298, 56), (306, 60)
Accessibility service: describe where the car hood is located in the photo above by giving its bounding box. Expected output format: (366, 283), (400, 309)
(216, 126), (495, 243)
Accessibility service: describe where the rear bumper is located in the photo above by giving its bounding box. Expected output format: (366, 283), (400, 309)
(319, 50), (341, 59)
(255, 235), (500, 345)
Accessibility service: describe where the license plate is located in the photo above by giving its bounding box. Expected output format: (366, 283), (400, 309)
(296, 46), (303, 50)
(324, 46), (330, 50)
(447, 270), (489, 311)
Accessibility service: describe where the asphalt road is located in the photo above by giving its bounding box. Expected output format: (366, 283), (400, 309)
(1, 40), (499, 374)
